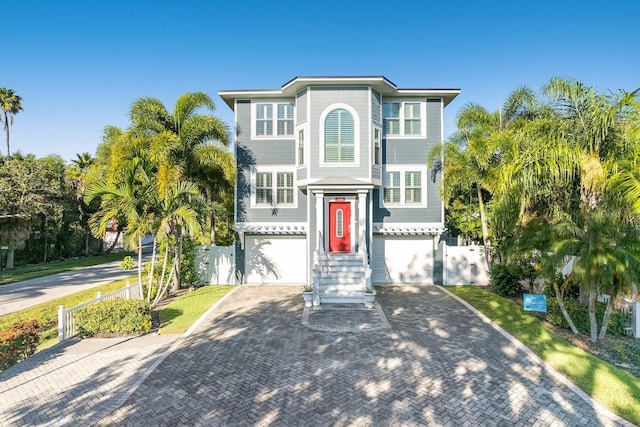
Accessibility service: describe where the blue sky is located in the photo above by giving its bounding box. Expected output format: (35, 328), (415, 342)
(4, 0), (639, 162)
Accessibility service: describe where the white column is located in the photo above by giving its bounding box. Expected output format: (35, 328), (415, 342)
(314, 191), (324, 252)
(358, 191), (368, 255)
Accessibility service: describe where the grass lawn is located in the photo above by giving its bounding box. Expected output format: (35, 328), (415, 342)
(447, 286), (640, 425)
(158, 285), (234, 335)
(0, 252), (133, 286)
(0, 276), (137, 350)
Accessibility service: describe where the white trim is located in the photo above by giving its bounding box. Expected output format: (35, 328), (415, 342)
(379, 165), (428, 208)
(249, 165), (298, 209)
(251, 100), (296, 140)
(382, 99), (427, 137)
(233, 99), (239, 226)
(319, 103), (360, 167)
(235, 222), (307, 235)
(373, 222), (444, 235)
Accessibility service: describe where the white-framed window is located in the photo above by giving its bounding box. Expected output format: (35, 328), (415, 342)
(298, 129), (304, 165)
(383, 171), (401, 204)
(383, 101), (426, 137)
(276, 172), (294, 204)
(250, 166), (297, 208)
(320, 103), (360, 166)
(380, 166), (427, 207)
(255, 172), (272, 205)
(253, 102), (294, 138)
(373, 127), (381, 165)
(325, 108), (354, 163)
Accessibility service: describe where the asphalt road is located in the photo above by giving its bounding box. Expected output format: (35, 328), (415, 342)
(0, 260), (145, 316)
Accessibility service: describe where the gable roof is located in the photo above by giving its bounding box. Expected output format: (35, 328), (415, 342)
(219, 76), (460, 110)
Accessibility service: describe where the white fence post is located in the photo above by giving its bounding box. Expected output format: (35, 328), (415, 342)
(58, 305), (65, 341)
(125, 282), (131, 299)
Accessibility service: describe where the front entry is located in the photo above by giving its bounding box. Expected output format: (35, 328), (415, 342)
(328, 201), (351, 252)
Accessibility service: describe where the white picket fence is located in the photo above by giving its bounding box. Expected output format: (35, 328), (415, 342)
(57, 281), (142, 341)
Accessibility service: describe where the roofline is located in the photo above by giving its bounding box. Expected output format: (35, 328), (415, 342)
(219, 76), (460, 110)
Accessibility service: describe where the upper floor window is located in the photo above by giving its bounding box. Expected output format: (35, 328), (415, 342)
(298, 129), (304, 165)
(383, 101), (425, 136)
(381, 166), (427, 207)
(324, 108), (355, 163)
(254, 102), (294, 137)
(373, 127), (381, 165)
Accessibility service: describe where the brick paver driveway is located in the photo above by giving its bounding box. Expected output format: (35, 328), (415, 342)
(100, 285), (628, 426)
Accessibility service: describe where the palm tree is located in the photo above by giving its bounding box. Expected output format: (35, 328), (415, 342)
(0, 88), (24, 157)
(128, 92), (235, 292)
(430, 88), (538, 264)
(85, 157), (155, 297)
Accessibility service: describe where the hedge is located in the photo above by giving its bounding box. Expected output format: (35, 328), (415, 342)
(0, 320), (40, 371)
(75, 299), (152, 337)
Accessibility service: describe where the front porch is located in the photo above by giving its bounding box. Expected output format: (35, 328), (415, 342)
(308, 179), (373, 306)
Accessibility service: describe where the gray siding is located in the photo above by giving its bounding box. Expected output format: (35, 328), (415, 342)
(372, 89), (381, 125)
(296, 89), (307, 124)
(235, 99), (307, 223)
(308, 87), (371, 180)
(427, 98), (442, 142)
(372, 188), (442, 223)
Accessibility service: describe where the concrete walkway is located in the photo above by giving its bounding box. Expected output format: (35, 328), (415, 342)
(0, 285), (633, 426)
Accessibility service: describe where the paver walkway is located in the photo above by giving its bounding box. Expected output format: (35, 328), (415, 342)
(0, 285), (632, 426)
(102, 286), (628, 426)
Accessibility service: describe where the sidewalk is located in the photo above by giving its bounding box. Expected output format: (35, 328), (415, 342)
(0, 334), (178, 426)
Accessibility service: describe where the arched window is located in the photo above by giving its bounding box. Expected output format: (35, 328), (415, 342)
(324, 108), (355, 163)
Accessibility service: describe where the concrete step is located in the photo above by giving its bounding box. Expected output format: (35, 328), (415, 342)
(318, 283), (364, 292)
(319, 290), (364, 304)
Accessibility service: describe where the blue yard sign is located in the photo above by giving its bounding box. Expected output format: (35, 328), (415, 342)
(523, 294), (547, 313)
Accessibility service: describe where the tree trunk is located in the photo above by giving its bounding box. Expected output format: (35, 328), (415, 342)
(84, 232), (90, 256)
(579, 284), (589, 306)
(553, 281), (579, 334)
(477, 186), (492, 267)
(209, 213), (216, 244)
(146, 238), (158, 304)
(4, 115), (10, 157)
(598, 295), (614, 341)
(5, 247), (15, 269)
(588, 285), (599, 343)
(171, 226), (182, 293)
(137, 235), (143, 299)
(106, 230), (122, 253)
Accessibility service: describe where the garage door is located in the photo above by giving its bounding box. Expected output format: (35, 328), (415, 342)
(372, 236), (434, 284)
(245, 236), (307, 284)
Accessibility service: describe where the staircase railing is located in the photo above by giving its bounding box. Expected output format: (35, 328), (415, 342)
(362, 236), (372, 291)
(312, 230), (325, 305)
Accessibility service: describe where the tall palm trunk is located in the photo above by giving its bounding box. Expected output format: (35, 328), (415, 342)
(4, 112), (10, 157)
(477, 186), (491, 266)
(588, 283), (599, 343)
(171, 225), (182, 293)
(598, 295), (615, 341)
(137, 235), (144, 299)
(553, 281), (579, 334)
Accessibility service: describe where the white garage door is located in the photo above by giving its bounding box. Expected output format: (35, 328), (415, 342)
(372, 236), (434, 284)
(245, 236), (307, 284)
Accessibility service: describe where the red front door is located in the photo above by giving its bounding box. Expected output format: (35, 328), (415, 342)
(329, 201), (351, 252)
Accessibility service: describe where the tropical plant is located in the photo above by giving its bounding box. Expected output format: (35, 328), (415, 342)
(127, 92), (235, 292)
(0, 88), (23, 157)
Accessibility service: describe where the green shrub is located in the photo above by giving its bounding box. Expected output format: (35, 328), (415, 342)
(75, 299), (151, 337)
(546, 297), (628, 336)
(120, 256), (136, 270)
(0, 320), (40, 371)
(489, 263), (529, 297)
